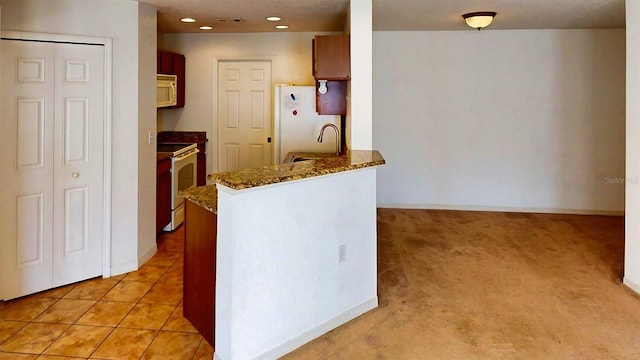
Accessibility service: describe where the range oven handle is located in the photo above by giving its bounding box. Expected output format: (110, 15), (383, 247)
(173, 148), (199, 162)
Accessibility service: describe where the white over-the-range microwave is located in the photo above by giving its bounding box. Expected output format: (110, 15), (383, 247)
(157, 74), (177, 108)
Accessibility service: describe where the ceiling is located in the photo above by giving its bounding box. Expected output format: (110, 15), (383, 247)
(137, 0), (626, 34)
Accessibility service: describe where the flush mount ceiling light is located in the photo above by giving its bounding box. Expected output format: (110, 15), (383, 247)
(266, 16), (281, 22)
(462, 12), (497, 30)
(275, 25), (289, 29)
(180, 17), (196, 23)
(199, 26), (213, 30)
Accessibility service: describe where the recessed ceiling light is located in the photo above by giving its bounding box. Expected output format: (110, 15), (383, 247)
(181, 18), (196, 23)
(266, 16), (281, 22)
(275, 25), (289, 29)
(200, 26), (213, 30)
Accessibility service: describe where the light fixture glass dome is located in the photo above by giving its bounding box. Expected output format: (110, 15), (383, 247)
(462, 12), (497, 30)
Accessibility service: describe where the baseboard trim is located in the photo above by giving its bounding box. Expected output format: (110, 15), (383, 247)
(138, 244), (158, 266)
(213, 297), (378, 360)
(257, 297), (378, 360)
(623, 277), (640, 295)
(377, 203), (624, 216)
(109, 244), (157, 278)
(109, 260), (139, 277)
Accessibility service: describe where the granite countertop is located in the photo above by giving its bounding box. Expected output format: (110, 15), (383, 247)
(183, 150), (385, 214)
(209, 150), (385, 190)
(182, 185), (218, 214)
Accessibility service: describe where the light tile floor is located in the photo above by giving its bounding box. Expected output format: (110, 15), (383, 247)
(0, 227), (213, 360)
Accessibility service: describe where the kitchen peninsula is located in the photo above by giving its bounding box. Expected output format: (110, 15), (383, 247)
(182, 150), (385, 360)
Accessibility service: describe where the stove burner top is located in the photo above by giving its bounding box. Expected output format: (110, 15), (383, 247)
(157, 143), (197, 156)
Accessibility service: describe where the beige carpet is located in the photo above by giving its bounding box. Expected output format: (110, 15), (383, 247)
(283, 209), (640, 359)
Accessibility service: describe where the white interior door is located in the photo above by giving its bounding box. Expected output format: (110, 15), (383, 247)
(52, 42), (104, 287)
(218, 60), (272, 172)
(0, 40), (56, 298)
(0, 39), (105, 299)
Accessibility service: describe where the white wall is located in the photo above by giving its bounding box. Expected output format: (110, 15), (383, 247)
(215, 168), (378, 359)
(0, 0), (156, 274)
(137, 3), (158, 265)
(348, 0), (373, 150)
(161, 32), (332, 176)
(625, 2), (640, 292)
(374, 29), (626, 214)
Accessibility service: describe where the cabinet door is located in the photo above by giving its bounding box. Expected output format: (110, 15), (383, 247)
(197, 144), (206, 186)
(313, 35), (350, 80)
(184, 200), (216, 346)
(158, 51), (174, 74)
(316, 81), (347, 115)
(156, 158), (172, 233)
(173, 53), (186, 107)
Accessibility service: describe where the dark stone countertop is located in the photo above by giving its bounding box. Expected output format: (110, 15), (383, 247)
(157, 131), (208, 145)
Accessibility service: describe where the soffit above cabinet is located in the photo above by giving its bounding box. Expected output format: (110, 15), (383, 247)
(138, 0), (623, 33)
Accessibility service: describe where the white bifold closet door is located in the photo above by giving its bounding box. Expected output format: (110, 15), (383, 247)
(0, 39), (105, 300)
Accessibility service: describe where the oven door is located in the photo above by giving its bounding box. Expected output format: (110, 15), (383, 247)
(172, 148), (199, 210)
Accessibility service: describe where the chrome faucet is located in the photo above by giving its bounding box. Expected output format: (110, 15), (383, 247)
(317, 123), (340, 156)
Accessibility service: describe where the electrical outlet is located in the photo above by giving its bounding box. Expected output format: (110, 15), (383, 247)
(338, 244), (346, 263)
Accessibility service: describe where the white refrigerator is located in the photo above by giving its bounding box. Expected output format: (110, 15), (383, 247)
(274, 85), (341, 164)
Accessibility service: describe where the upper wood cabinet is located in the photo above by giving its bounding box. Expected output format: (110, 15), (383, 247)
(157, 50), (186, 108)
(316, 81), (347, 115)
(312, 35), (350, 80)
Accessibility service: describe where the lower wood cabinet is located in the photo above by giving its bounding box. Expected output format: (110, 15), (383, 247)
(183, 199), (216, 347)
(156, 157), (172, 233)
(197, 143), (206, 186)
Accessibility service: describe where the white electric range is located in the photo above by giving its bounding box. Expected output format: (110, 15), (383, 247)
(157, 143), (199, 231)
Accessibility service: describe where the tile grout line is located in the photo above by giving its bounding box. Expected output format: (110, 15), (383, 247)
(135, 253), (181, 360)
(92, 256), (175, 359)
(84, 275), (133, 360)
(1, 233), (187, 359)
(36, 280), (113, 358)
(5, 296), (66, 357)
(91, 271), (157, 360)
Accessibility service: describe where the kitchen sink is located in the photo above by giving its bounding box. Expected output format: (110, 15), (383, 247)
(283, 152), (335, 163)
(291, 156), (322, 162)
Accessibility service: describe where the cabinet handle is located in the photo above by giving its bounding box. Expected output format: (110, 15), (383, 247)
(72, 172), (80, 179)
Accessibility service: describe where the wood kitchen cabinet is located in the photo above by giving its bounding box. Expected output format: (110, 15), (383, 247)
(316, 81), (347, 115)
(197, 143), (206, 186)
(312, 35), (349, 115)
(157, 50), (186, 108)
(184, 199), (216, 346)
(312, 35), (350, 80)
(156, 157), (172, 233)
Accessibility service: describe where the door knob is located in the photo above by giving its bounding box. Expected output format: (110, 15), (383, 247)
(72, 172), (80, 179)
